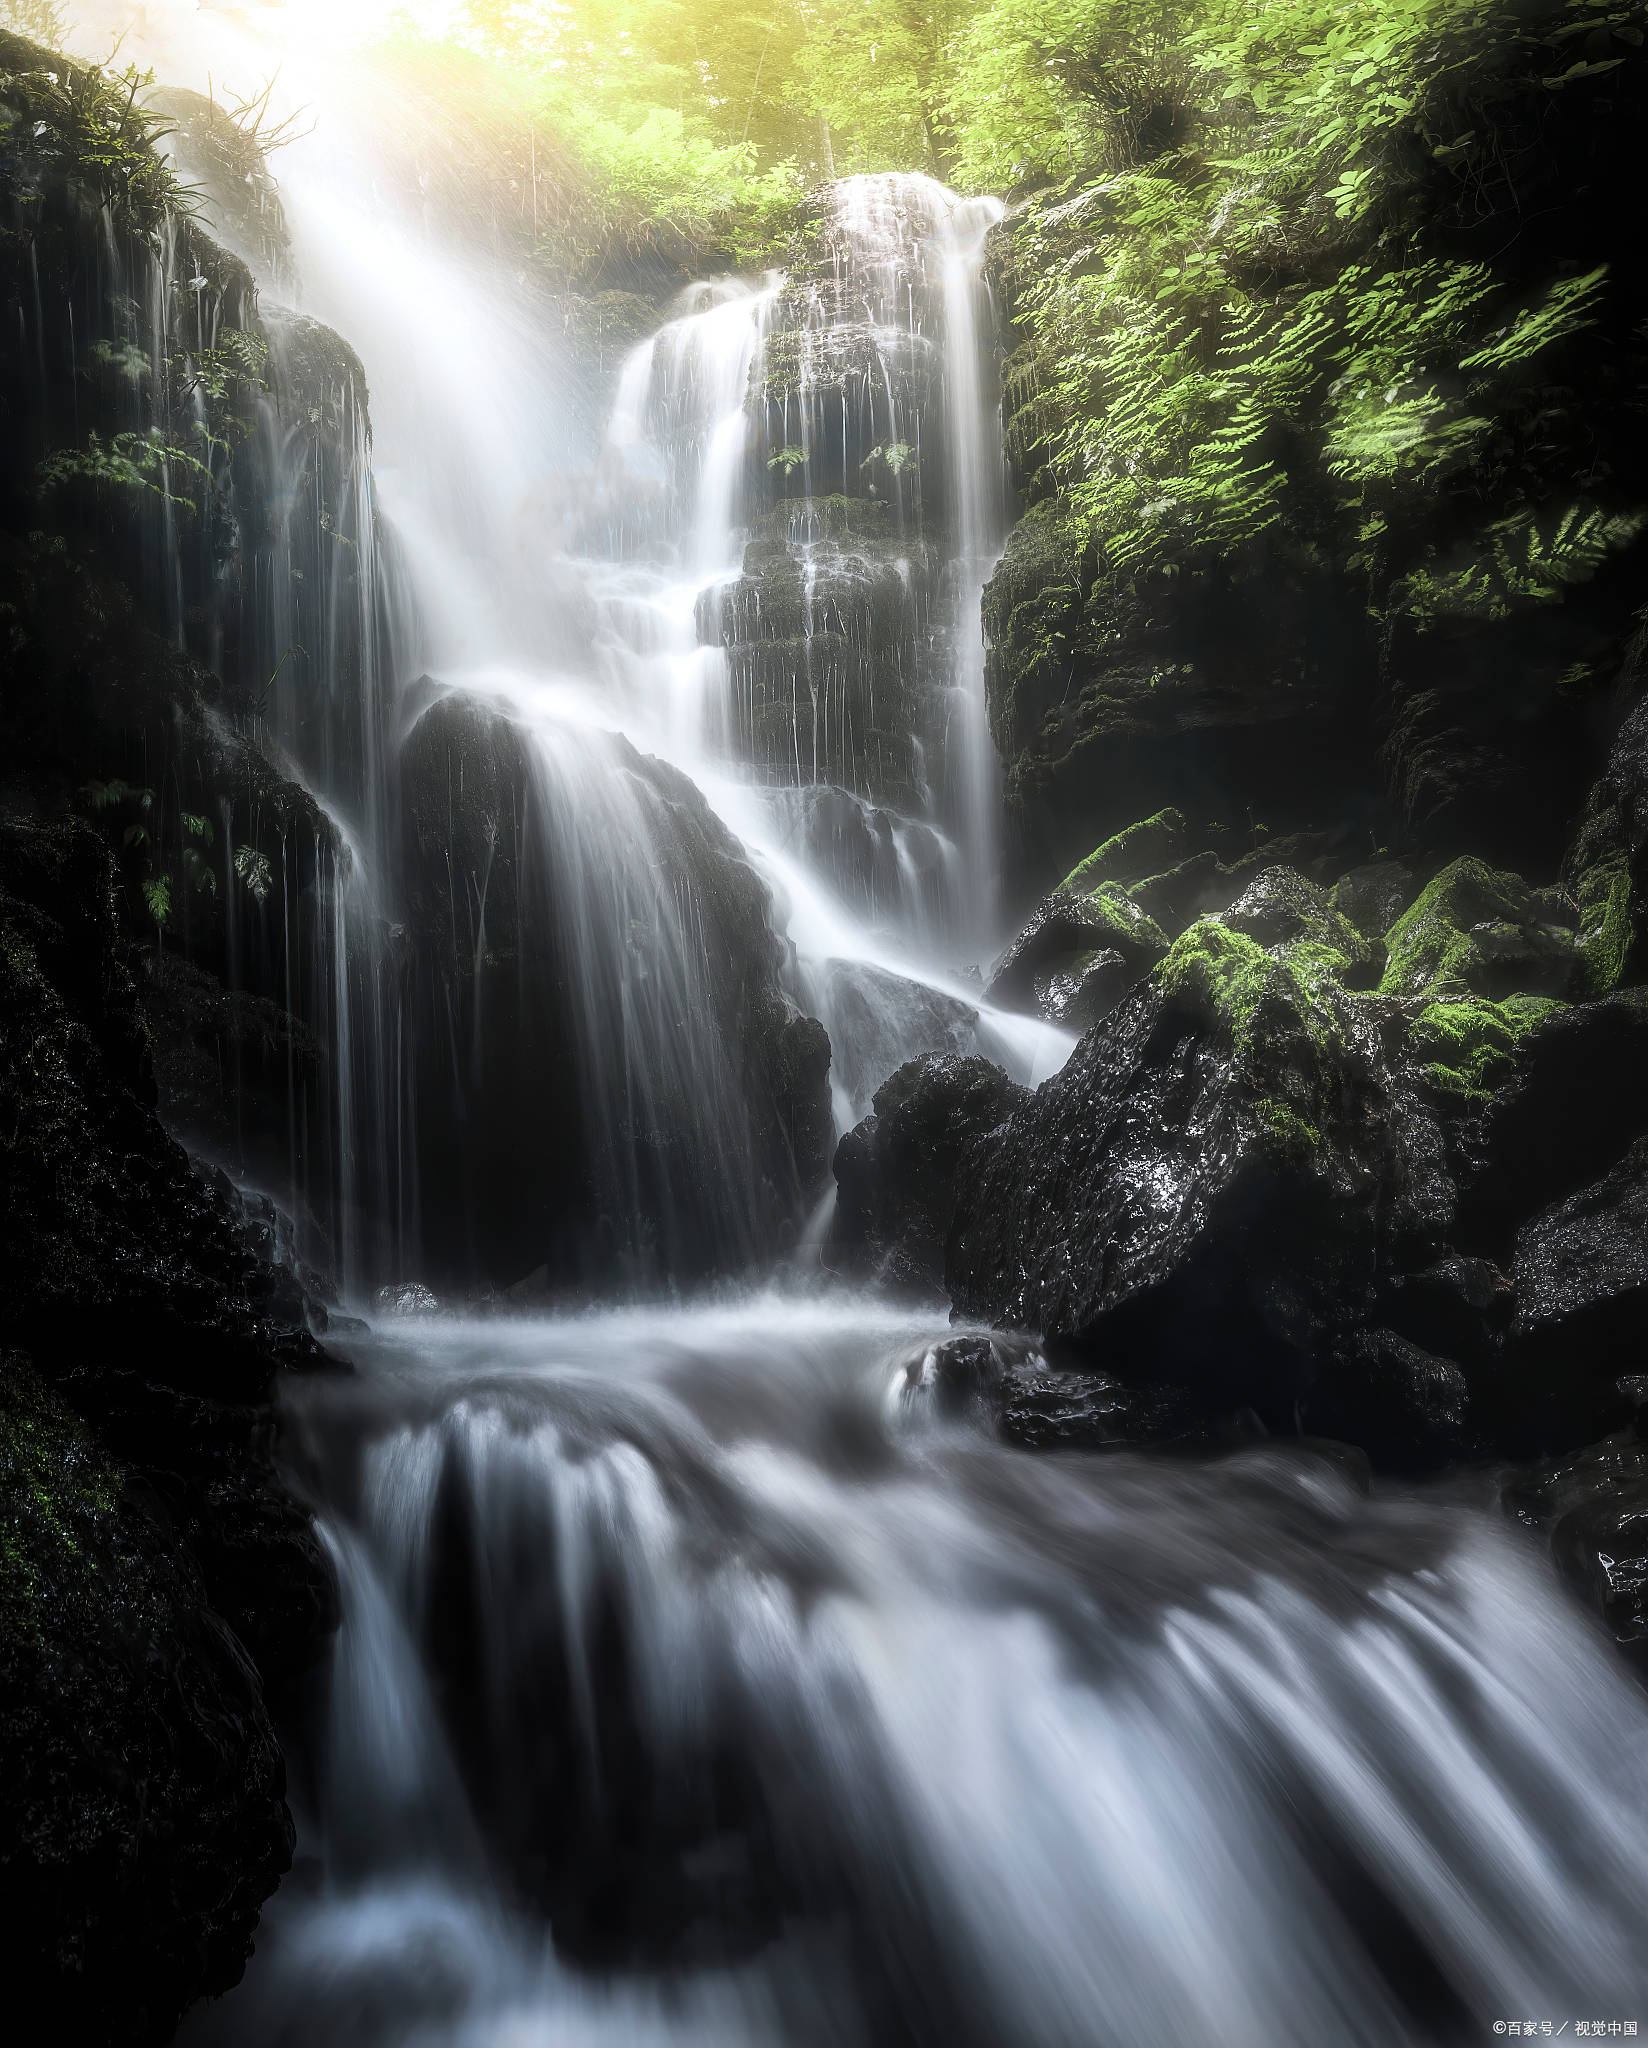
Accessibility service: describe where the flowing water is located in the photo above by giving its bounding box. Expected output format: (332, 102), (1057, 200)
(63, 9), (1648, 2040)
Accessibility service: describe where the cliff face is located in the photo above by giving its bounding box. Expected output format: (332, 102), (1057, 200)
(0, 36), (356, 2038)
(981, 0), (1648, 932)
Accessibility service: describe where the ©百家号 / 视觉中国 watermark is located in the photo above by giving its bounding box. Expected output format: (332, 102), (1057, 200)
(1492, 2025), (1639, 2038)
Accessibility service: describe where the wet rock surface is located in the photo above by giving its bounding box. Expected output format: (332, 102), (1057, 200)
(400, 691), (834, 1290)
(0, 817), (338, 2043)
(830, 1053), (1028, 1295)
(835, 846), (1648, 1471)
(1504, 1425), (1648, 1670)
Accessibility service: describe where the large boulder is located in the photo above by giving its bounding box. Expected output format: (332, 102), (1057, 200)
(1504, 1134), (1648, 1446)
(400, 692), (833, 1291)
(829, 1054), (1028, 1295)
(949, 915), (1454, 1439)
(1461, 989), (1648, 1242)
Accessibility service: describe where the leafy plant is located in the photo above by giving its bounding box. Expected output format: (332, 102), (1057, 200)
(142, 874), (172, 927)
(36, 429), (214, 511)
(177, 326), (269, 402)
(767, 444), (808, 474)
(233, 845), (272, 903)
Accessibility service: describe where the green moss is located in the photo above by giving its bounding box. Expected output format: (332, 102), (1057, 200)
(1255, 1096), (1324, 1160)
(1062, 807), (1188, 895)
(1410, 994), (1560, 1103)
(1574, 853), (1633, 996)
(1379, 857), (1542, 999)
(1079, 881), (1171, 968)
(1157, 918), (1343, 1060)
(0, 1362), (122, 1641)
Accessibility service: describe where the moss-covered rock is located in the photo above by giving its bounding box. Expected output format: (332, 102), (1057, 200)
(1061, 806), (1189, 892)
(1409, 994), (1560, 1104)
(1379, 857), (1579, 1002)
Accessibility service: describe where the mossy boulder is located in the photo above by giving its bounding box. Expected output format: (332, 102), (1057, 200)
(1378, 857), (1578, 1002)
(950, 900), (1456, 1451)
(1061, 806), (1189, 892)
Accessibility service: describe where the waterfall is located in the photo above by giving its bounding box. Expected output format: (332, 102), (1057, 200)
(59, 15), (1648, 2042)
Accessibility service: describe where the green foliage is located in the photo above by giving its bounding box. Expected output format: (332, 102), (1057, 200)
(0, 2), (66, 47)
(965, 0), (1647, 627)
(177, 327), (268, 402)
(80, 777), (151, 814)
(233, 845), (272, 904)
(862, 440), (916, 477)
(142, 874), (172, 927)
(0, 41), (193, 242)
(35, 428), (214, 512)
(767, 445), (807, 475)
(1573, 852), (1634, 994)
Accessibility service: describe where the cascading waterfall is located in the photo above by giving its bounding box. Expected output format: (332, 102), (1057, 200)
(71, 13), (1648, 2042)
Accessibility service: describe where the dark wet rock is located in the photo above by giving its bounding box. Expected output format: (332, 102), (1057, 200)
(1037, 947), (1131, 1030)
(829, 1055), (1029, 1294)
(1382, 1255), (1514, 1366)
(950, 919), (1454, 1442)
(1509, 1136), (1648, 1440)
(1221, 864), (1382, 985)
(1462, 990), (1648, 1242)
(0, 1361), (294, 2048)
(1301, 1329), (1470, 1472)
(998, 1361), (1211, 1452)
(985, 885), (1166, 1014)
(895, 1332), (1015, 1420)
(1330, 860), (1418, 940)
(896, 1333), (1211, 1450)
(0, 816), (338, 2042)
(400, 692), (833, 1290)
(377, 1280), (443, 1317)
(1504, 1429), (1648, 1668)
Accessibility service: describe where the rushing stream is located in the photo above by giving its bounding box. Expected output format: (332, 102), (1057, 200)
(74, 9), (1648, 2040)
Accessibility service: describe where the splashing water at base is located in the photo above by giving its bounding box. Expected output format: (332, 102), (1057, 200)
(187, 1303), (1648, 2047)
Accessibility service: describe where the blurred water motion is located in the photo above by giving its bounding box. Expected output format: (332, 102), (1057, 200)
(180, 1301), (1648, 2047)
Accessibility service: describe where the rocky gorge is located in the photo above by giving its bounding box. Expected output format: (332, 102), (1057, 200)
(2, 1), (1648, 2041)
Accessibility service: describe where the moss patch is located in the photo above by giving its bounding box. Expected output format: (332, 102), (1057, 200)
(1574, 853), (1634, 997)
(1410, 994), (1561, 1103)
(1379, 857), (1567, 1000)
(0, 1361), (122, 1643)
(1158, 918), (1345, 1061)
(1062, 807), (1188, 894)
